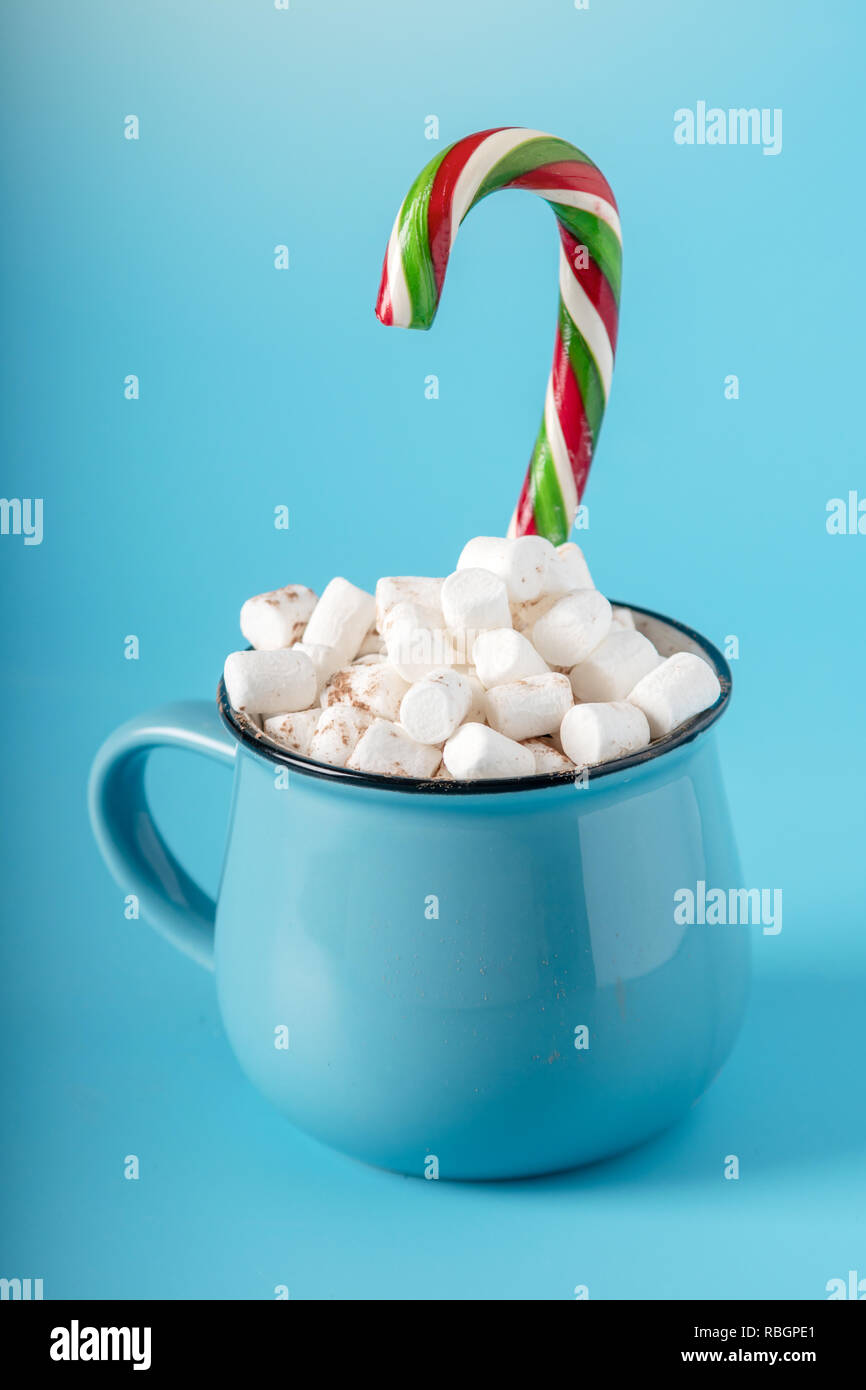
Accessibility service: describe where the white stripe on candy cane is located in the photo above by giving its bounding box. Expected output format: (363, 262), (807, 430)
(449, 128), (552, 245)
(385, 201), (413, 327)
(525, 188), (622, 243)
(543, 376), (579, 523)
(558, 248), (614, 400)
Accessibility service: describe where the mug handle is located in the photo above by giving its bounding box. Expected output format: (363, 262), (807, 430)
(88, 700), (237, 971)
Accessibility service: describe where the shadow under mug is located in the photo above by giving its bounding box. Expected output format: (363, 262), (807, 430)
(89, 602), (750, 1180)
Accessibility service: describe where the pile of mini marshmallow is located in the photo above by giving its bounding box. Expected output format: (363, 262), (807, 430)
(222, 536), (721, 781)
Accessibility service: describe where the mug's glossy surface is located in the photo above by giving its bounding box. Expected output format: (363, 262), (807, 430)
(89, 604), (750, 1180)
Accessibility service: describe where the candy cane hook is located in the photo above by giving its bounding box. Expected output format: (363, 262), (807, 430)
(375, 127), (622, 545)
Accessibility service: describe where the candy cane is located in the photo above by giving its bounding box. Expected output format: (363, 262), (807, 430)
(375, 127), (622, 545)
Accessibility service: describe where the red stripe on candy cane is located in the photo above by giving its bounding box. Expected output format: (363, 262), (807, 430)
(426, 129), (506, 296)
(558, 228), (619, 351)
(550, 327), (594, 500)
(375, 255), (394, 326)
(512, 471), (538, 536)
(508, 160), (619, 213)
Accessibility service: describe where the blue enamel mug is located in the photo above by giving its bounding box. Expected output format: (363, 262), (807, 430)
(89, 604), (749, 1180)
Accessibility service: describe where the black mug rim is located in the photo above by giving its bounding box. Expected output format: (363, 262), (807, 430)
(216, 601), (732, 796)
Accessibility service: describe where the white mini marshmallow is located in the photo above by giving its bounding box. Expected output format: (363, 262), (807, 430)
(473, 628), (550, 689)
(224, 536), (722, 786)
(560, 701), (651, 768)
(309, 704), (373, 767)
(385, 627), (436, 683)
(611, 605), (636, 630)
(224, 648), (317, 716)
(522, 738), (576, 775)
(456, 536), (505, 572)
(399, 668), (472, 746)
(380, 598), (444, 637)
(240, 584), (318, 651)
(485, 672), (573, 741)
(303, 577), (376, 666)
(323, 663), (410, 722)
(569, 628), (661, 703)
(384, 602), (456, 681)
(464, 672), (488, 725)
(375, 576), (444, 632)
(358, 629), (386, 656)
(442, 722), (536, 781)
(627, 652), (721, 739)
(348, 718), (441, 779)
(511, 593), (557, 634)
(452, 668), (488, 724)
(530, 589), (612, 667)
(262, 709), (320, 756)
(441, 568), (511, 636)
(457, 535), (555, 601)
(544, 542), (594, 595)
(292, 640), (342, 693)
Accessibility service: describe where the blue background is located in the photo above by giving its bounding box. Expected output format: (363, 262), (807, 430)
(1, 0), (863, 1298)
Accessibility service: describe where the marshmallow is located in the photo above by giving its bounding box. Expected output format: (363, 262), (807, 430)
(375, 576), (444, 632)
(473, 628), (550, 689)
(530, 589), (612, 667)
(456, 536), (505, 571)
(457, 535), (555, 601)
(627, 652), (721, 739)
(384, 602), (455, 681)
(223, 535), (720, 784)
(399, 668), (472, 745)
(262, 709), (320, 756)
(380, 598), (444, 638)
(544, 542), (594, 595)
(442, 722), (536, 780)
(358, 630), (386, 656)
(457, 669), (489, 725)
(511, 593), (558, 634)
(522, 737), (577, 775)
(441, 568), (511, 636)
(611, 605), (636, 630)
(323, 663), (410, 721)
(303, 577), (376, 666)
(309, 704), (373, 767)
(292, 640), (342, 693)
(240, 584), (318, 651)
(560, 701), (651, 768)
(569, 628), (661, 703)
(348, 718), (441, 779)
(224, 648), (317, 716)
(485, 672), (573, 742)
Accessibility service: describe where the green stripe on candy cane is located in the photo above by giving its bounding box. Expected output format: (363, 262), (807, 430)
(550, 204), (623, 304)
(526, 417), (570, 544)
(559, 299), (606, 444)
(397, 147), (450, 328)
(472, 137), (595, 204)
